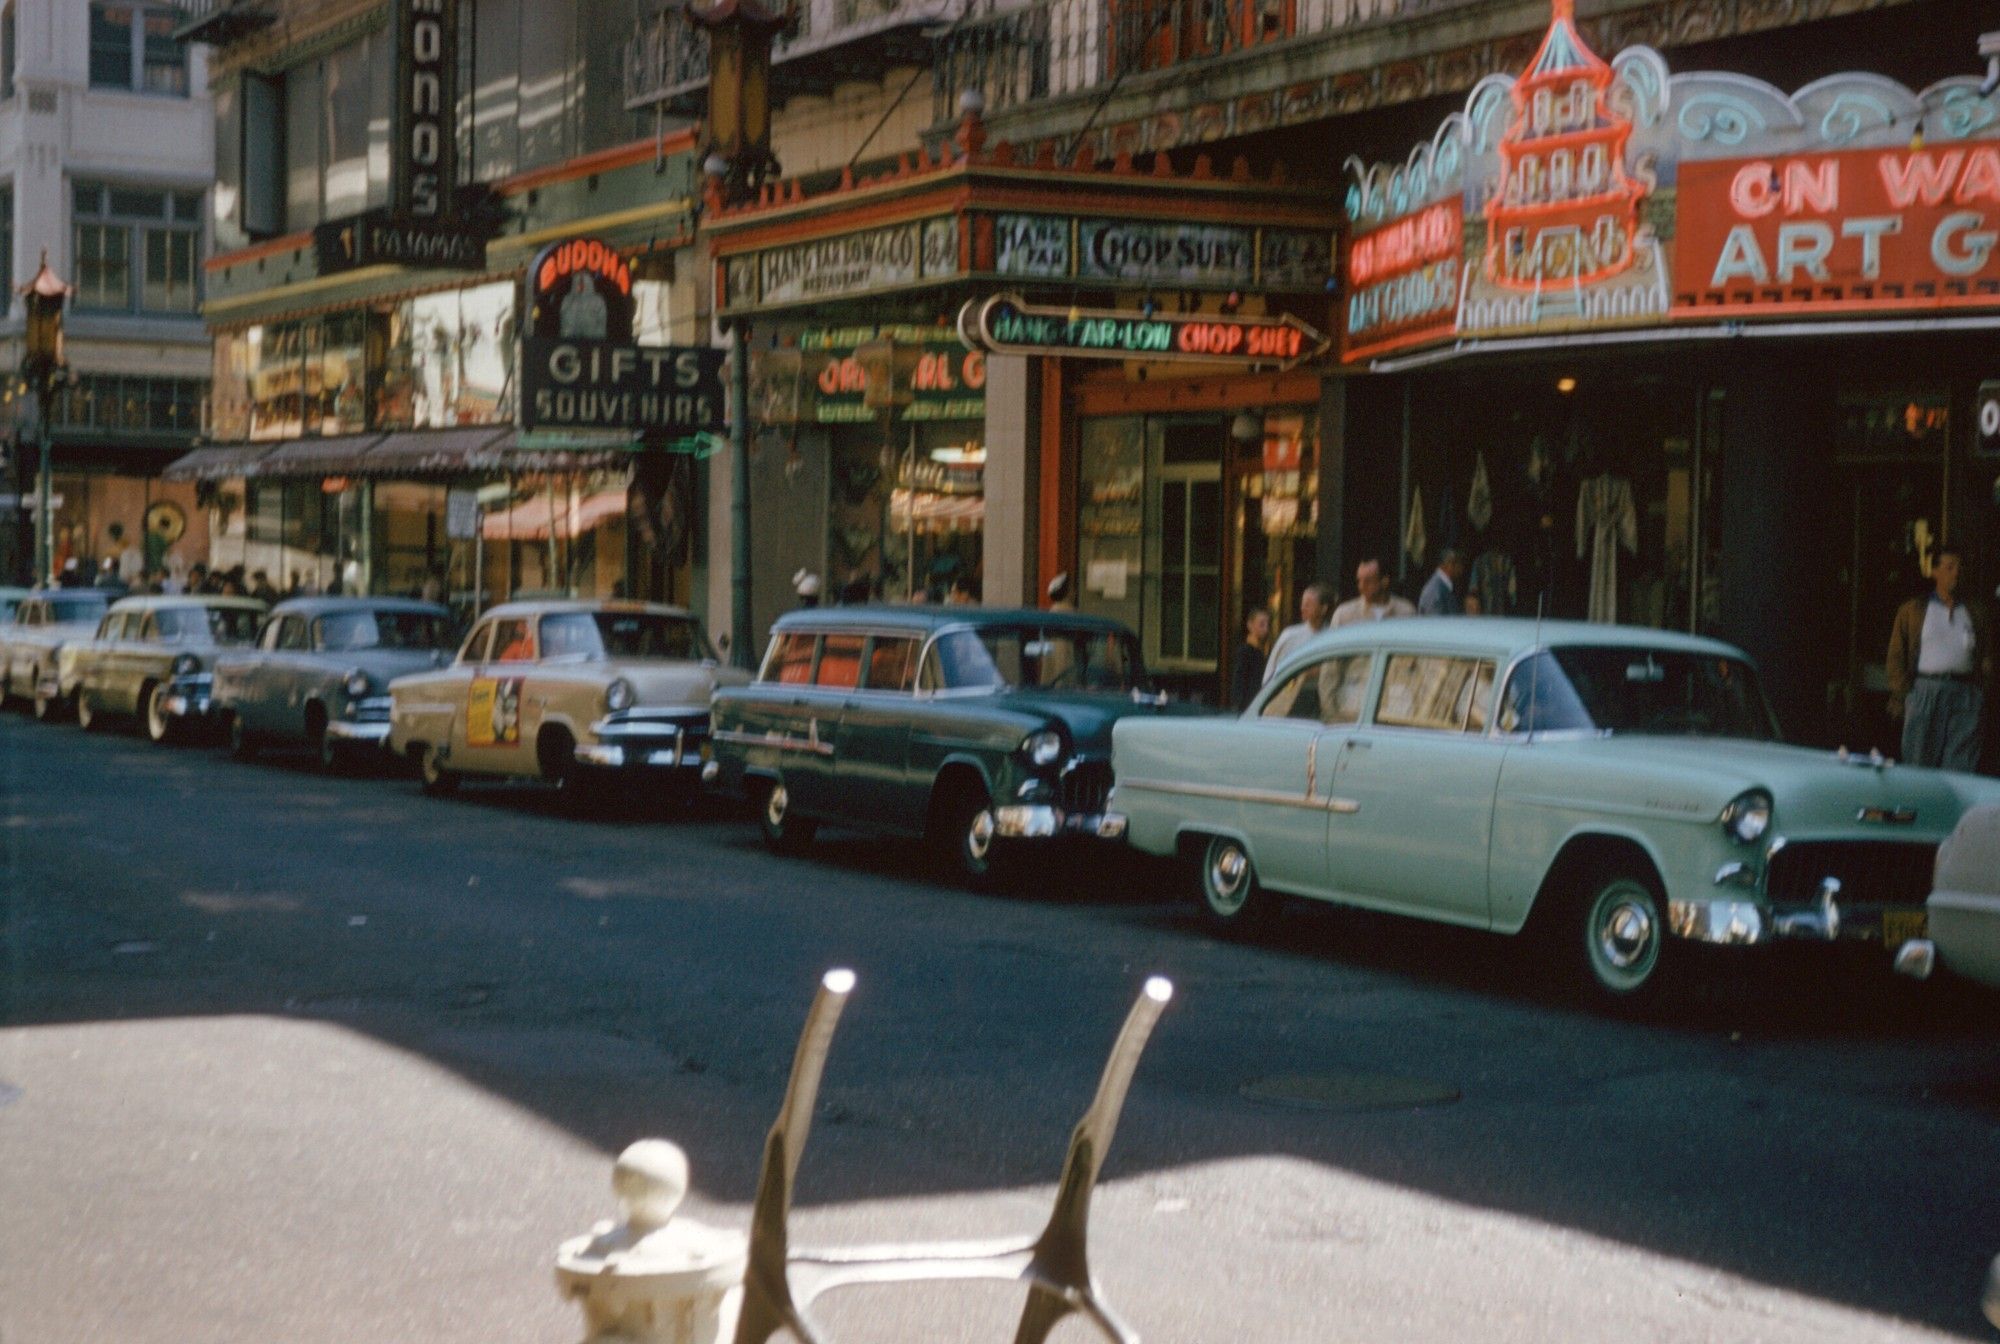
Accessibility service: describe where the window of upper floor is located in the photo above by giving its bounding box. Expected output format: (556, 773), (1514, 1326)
(71, 181), (203, 315)
(89, 2), (187, 97)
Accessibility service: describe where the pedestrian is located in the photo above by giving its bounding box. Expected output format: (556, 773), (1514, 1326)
(57, 556), (85, 588)
(1230, 608), (1272, 711)
(250, 569), (279, 602)
(93, 557), (127, 592)
(1887, 543), (1990, 771)
(1046, 572), (1074, 612)
(793, 569), (821, 609)
(1262, 581), (1333, 684)
(1331, 558), (1416, 628)
(108, 522), (143, 583)
(419, 572), (445, 604)
(1418, 548), (1466, 616)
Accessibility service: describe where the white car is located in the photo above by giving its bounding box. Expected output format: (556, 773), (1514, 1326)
(1896, 804), (2000, 988)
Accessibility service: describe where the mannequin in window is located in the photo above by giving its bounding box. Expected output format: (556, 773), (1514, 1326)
(1576, 462), (1637, 624)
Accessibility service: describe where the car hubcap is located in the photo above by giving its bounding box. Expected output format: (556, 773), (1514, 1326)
(1207, 843), (1249, 915)
(1591, 885), (1658, 988)
(966, 808), (995, 862)
(766, 784), (789, 829)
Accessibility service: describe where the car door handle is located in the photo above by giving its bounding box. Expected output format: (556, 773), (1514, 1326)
(1327, 798), (1361, 815)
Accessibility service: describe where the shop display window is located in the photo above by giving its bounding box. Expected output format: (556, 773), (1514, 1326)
(877, 421), (985, 601)
(401, 282), (517, 430)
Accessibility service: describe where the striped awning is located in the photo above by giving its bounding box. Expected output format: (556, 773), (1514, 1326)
(161, 443), (278, 482)
(246, 433), (387, 478)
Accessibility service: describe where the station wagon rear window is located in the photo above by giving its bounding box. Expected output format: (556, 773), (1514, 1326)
(154, 606), (261, 645)
(923, 626), (1146, 693)
(815, 634), (864, 688)
(764, 632), (815, 683)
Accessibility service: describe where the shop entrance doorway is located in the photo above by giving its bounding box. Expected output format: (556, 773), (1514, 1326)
(1829, 391), (1951, 755)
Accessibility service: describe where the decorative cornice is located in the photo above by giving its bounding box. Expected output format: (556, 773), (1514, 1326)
(978, 0), (1929, 171)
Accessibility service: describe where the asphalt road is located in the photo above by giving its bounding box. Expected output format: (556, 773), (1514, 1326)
(4, 708), (2000, 1344)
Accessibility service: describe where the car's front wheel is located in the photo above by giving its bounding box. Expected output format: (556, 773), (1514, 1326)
(1195, 834), (1276, 936)
(32, 673), (65, 723)
(145, 684), (179, 744)
(419, 743), (460, 796)
(1573, 868), (1670, 1006)
(931, 780), (1007, 887)
(759, 779), (816, 854)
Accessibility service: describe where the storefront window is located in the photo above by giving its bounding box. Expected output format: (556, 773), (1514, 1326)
(402, 282), (517, 429)
(885, 423), (984, 601)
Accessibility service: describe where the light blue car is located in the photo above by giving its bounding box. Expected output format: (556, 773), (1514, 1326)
(1110, 618), (2000, 1004)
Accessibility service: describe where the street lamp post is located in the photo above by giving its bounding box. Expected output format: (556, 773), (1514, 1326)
(20, 253), (72, 588)
(691, 0), (786, 669)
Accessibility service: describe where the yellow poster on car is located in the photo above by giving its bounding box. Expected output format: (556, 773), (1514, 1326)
(467, 677), (522, 747)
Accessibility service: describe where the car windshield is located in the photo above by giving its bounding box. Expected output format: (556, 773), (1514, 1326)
(538, 611), (713, 662)
(50, 596), (108, 623)
(1500, 646), (1780, 740)
(929, 625), (1147, 693)
(316, 610), (450, 652)
(156, 606), (263, 646)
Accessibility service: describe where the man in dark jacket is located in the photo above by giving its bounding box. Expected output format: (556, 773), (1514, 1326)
(1887, 544), (1990, 771)
(1230, 608), (1272, 711)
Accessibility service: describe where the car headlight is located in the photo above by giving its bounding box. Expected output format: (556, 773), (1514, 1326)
(171, 653), (201, 678)
(343, 669), (372, 699)
(1022, 728), (1065, 768)
(1721, 790), (1772, 844)
(605, 677), (636, 712)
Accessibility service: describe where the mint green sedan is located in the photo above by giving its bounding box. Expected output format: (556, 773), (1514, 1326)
(1110, 618), (2000, 1004)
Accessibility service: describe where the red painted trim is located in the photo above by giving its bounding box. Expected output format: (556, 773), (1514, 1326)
(206, 231), (313, 273)
(493, 129), (699, 197)
(1072, 368), (1319, 415)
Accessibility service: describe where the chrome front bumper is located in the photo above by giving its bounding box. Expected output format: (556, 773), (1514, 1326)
(1669, 878), (1844, 946)
(324, 720), (393, 747)
(993, 804), (1128, 842)
(575, 722), (709, 771)
(160, 676), (215, 720)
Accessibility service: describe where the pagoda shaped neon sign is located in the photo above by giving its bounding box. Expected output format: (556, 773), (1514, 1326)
(1485, 0), (1646, 291)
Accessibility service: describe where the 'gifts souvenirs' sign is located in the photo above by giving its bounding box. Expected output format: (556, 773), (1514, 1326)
(1336, 0), (2000, 362)
(519, 237), (725, 436)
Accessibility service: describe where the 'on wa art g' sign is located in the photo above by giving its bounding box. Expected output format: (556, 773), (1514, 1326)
(1337, 0), (2000, 363)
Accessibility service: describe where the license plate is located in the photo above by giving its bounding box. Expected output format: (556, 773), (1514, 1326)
(1882, 909), (1927, 949)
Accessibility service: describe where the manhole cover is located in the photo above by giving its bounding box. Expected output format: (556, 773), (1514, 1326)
(1241, 1071), (1460, 1114)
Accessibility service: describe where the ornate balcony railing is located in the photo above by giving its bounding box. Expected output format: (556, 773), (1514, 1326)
(932, 0), (1462, 123)
(172, 0), (280, 44)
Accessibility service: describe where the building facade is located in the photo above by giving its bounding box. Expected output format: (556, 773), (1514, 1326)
(0, 0), (214, 587)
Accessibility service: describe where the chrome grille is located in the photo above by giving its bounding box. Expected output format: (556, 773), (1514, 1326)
(1766, 841), (1936, 908)
(1060, 759), (1114, 815)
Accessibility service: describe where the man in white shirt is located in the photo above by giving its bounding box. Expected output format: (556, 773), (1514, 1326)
(1262, 581), (1333, 684)
(1888, 545), (1989, 771)
(1331, 558), (1416, 629)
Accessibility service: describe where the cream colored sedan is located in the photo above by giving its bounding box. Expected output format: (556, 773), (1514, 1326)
(387, 600), (748, 807)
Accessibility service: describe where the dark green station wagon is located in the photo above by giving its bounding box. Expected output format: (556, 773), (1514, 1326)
(705, 606), (1209, 881)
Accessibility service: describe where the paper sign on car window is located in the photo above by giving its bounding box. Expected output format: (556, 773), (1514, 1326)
(467, 677), (522, 747)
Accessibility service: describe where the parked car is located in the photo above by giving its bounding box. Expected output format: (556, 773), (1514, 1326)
(387, 599), (745, 807)
(65, 595), (267, 741)
(214, 597), (454, 769)
(1893, 804), (2000, 988)
(1110, 617), (2000, 1004)
(0, 588), (112, 720)
(706, 606), (1208, 883)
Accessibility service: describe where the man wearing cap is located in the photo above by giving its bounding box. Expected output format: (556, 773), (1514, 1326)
(1888, 544), (1990, 771)
(1046, 572), (1074, 612)
(792, 569), (821, 609)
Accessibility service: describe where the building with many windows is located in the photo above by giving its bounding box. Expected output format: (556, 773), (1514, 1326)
(0, 0), (212, 586)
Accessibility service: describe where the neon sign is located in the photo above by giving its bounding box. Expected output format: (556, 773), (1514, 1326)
(392, 0), (458, 221)
(961, 295), (1326, 366)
